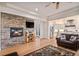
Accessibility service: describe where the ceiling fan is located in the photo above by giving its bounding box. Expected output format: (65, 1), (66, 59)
(45, 2), (60, 9)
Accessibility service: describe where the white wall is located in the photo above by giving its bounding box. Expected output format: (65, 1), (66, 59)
(34, 20), (48, 39)
(40, 21), (48, 38)
(64, 15), (79, 32)
(34, 20), (40, 37)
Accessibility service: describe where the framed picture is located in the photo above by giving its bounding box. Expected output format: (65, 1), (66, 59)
(65, 19), (76, 27)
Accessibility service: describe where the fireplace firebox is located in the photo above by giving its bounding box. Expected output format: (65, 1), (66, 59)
(10, 27), (23, 38)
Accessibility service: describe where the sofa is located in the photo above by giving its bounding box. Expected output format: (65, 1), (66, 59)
(56, 33), (79, 51)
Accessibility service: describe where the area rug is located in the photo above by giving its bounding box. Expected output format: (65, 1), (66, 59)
(25, 45), (75, 56)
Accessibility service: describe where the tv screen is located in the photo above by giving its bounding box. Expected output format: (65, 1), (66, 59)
(10, 27), (23, 38)
(26, 22), (34, 28)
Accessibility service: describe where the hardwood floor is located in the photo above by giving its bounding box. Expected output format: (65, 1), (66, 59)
(0, 38), (78, 56)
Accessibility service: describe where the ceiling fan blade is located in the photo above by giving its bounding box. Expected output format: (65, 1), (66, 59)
(45, 3), (51, 7)
(45, 2), (60, 9)
(56, 2), (59, 9)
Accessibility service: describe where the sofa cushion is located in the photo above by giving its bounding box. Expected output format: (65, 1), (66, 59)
(70, 36), (76, 42)
(60, 35), (66, 40)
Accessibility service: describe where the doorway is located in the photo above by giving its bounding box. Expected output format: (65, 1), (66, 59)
(50, 26), (54, 39)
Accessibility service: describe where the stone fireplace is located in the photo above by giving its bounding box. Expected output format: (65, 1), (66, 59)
(1, 12), (26, 50)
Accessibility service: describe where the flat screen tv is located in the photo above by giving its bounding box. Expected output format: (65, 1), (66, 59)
(26, 22), (34, 28)
(10, 27), (23, 38)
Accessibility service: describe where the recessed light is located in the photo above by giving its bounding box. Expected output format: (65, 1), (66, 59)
(35, 8), (38, 11)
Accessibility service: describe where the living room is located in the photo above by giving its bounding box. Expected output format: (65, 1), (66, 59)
(0, 2), (79, 56)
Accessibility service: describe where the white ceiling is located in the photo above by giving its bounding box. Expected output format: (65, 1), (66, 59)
(6, 2), (79, 19)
